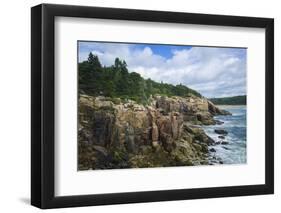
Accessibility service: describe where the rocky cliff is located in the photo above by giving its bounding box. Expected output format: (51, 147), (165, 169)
(78, 94), (231, 170)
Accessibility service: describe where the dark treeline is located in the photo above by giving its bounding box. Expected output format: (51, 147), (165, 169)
(209, 95), (246, 105)
(79, 53), (201, 104)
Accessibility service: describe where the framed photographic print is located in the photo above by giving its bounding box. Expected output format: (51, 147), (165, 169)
(31, 3), (274, 209)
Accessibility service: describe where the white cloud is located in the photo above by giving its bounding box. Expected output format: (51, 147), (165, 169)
(79, 43), (246, 98)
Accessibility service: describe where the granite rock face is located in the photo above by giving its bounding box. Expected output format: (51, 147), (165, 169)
(78, 94), (230, 170)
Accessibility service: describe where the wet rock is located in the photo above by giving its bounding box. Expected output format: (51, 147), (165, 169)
(215, 120), (224, 125)
(214, 129), (228, 135)
(222, 146), (230, 150)
(221, 109), (232, 115)
(209, 148), (216, 152)
(221, 141), (229, 145)
(218, 135), (225, 139)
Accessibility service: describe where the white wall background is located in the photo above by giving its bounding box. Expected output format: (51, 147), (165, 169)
(0, 0), (279, 212)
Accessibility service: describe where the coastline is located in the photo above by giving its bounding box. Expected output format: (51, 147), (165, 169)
(202, 105), (246, 165)
(78, 94), (233, 170)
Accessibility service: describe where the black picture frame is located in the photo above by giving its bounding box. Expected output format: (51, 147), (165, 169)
(31, 3), (274, 209)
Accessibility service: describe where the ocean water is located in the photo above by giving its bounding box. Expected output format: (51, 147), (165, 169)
(202, 105), (247, 165)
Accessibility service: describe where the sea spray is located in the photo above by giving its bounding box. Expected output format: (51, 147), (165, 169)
(202, 105), (247, 164)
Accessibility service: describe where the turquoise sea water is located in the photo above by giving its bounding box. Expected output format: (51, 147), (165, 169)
(202, 105), (247, 164)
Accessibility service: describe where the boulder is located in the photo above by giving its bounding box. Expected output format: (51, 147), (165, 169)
(215, 120), (224, 125)
(209, 148), (216, 152)
(208, 101), (231, 115)
(221, 141), (229, 145)
(183, 125), (215, 145)
(214, 129), (228, 135)
(196, 112), (216, 125)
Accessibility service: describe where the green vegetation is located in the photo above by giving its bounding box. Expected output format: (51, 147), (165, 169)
(79, 53), (201, 104)
(209, 95), (246, 105)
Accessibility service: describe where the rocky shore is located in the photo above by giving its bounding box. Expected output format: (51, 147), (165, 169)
(78, 94), (231, 170)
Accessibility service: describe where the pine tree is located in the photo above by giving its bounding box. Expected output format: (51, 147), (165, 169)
(79, 52), (202, 101)
(88, 53), (102, 69)
(87, 52), (94, 64)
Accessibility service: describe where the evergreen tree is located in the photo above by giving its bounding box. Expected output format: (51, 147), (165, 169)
(87, 52), (94, 64)
(114, 57), (121, 69)
(79, 52), (202, 102)
(88, 52), (102, 69)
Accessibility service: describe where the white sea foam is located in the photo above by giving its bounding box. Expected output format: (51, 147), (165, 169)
(202, 105), (247, 164)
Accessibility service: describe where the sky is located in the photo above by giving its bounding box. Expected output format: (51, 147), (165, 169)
(78, 41), (247, 98)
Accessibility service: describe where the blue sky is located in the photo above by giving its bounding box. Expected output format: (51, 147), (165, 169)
(78, 41), (246, 98)
(79, 42), (192, 60)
